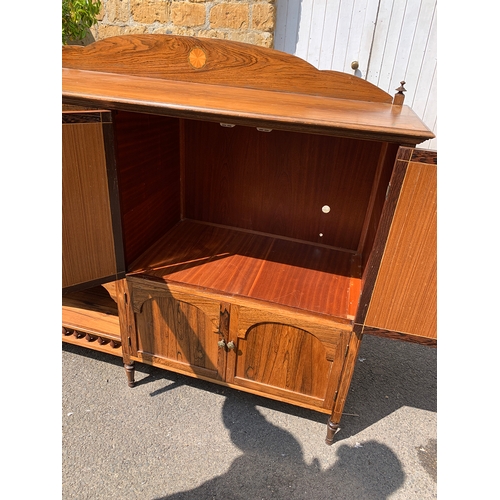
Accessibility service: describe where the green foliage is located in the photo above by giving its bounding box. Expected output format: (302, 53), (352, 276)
(62, 0), (102, 45)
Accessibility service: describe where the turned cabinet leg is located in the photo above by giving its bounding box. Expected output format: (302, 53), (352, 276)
(325, 328), (364, 445)
(124, 362), (136, 388)
(325, 417), (340, 445)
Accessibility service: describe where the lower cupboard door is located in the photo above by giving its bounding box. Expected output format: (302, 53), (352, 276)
(228, 322), (346, 412)
(133, 294), (225, 381)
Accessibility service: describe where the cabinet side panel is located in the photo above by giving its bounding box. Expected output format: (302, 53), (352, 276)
(113, 111), (181, 266)
(364, 160), (437, 340)
(62, 123), (117, 288)
(358, 143), (400, 266)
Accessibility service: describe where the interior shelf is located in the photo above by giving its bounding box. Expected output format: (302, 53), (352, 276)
(62, 286), (120, 338)
(128, 219), (361, 321)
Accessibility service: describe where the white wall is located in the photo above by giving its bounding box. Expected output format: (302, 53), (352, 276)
(275, 0), (437, 150)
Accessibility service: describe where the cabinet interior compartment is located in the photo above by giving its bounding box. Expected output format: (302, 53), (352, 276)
(113, 110), (399, 322)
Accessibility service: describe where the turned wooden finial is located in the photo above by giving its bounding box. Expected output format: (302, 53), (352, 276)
(393, 81), (407, 105)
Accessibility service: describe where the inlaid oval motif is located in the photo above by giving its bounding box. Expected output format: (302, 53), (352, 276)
(189, 47), (207, 69)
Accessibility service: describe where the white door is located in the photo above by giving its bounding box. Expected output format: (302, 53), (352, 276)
(275, 0), (437, 150)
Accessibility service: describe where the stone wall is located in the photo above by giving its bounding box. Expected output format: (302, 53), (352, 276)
(91, 0), (276, 48)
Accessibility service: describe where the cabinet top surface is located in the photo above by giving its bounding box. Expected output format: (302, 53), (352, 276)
(62, 35), (434, 144)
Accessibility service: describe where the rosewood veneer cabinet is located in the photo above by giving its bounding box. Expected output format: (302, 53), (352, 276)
(62, 35), (436, 444)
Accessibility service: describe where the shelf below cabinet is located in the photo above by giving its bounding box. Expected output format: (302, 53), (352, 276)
(62, 286), (122, 356)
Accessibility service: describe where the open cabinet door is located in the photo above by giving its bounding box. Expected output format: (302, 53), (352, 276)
(62, 109), (125, 292)
(356, 147), (437, 345)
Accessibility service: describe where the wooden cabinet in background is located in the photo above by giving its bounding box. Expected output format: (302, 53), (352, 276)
(62, 35), (436, 444)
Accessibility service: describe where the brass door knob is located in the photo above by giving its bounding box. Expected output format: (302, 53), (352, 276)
(218, 340), (235, 350)
(351, 61), (359, 70)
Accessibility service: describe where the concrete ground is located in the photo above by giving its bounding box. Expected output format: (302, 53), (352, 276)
(62, 334), (437, 499)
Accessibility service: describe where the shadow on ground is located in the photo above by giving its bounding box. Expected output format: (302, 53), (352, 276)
(154, 396), (405, 499)
(63, 334), (436, 499)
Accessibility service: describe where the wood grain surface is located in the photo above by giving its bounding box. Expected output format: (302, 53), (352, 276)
(128, 220), (361, 321)
(227, 302), (351, 411)
(62, 122), (117, 288)
(232, 322), (332, 407)
(134, 294), (223, 380)
(62, 35), (433, 145)
(62, 286), (120, 337)
(61, 36), (437, 432)
(183, 120), (385, 250)
(355, 151), (411, 326)
(363, 150), (437, 340)
(113, 111), (181, 266)
(127, 277), (352, 412)
(62, 67), (434, 144)
(62, 34), (393, 103)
